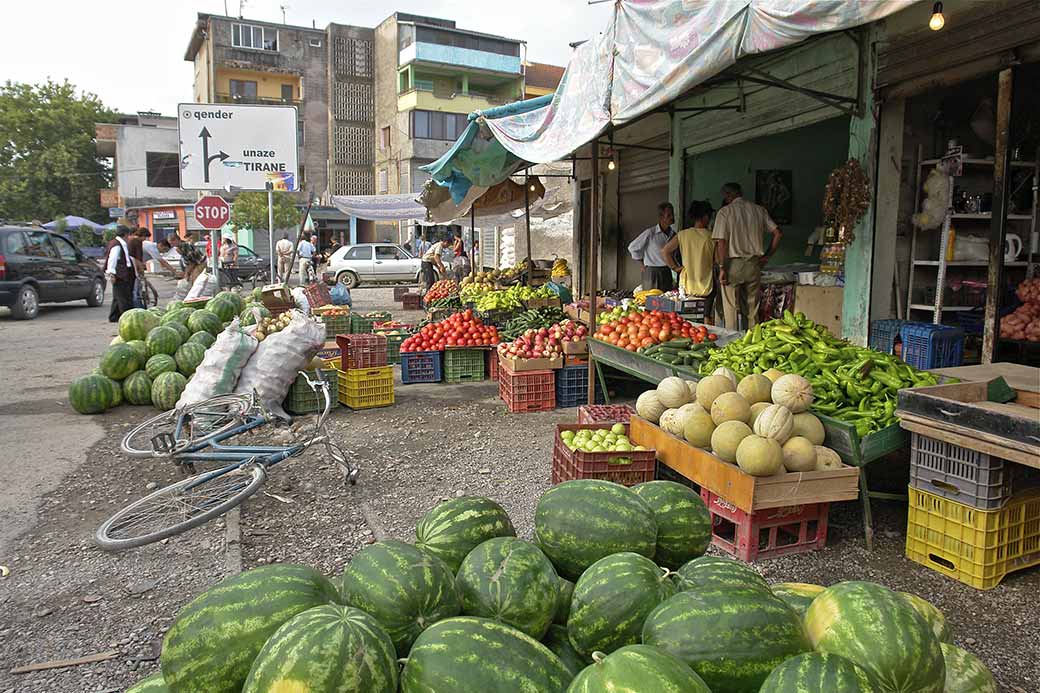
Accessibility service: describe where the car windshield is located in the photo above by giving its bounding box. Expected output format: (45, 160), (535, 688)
(238, 246), (257, 258)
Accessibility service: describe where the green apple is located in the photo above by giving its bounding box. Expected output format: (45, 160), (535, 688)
(610, 423), (625, 435)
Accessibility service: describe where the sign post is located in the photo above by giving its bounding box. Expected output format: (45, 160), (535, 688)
(267, 183), (275, 280)
(195, 195), (232, 292)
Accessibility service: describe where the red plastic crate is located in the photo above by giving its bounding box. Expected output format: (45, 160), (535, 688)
(336, 333), (388, 370)
(486, 349), (499, 382)
(551, 423), (655, 486)
(393, 286), (411, 300)
(499, 366), (555, 413)
(700, 489), (829, 562)
(577, 404), (637, 425)
(302, 282), (332, 309)
(402, 293), (422, 310)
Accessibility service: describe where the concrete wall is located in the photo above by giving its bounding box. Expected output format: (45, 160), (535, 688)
(374, 17), (401, 197)
(214, 67), (300, 100)
(115, 125), (195, 206)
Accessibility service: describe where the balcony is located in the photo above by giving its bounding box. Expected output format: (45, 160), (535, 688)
(214, 93), (301, 107)
(398, 87), (509, 114)
(400, 42), (521, 75)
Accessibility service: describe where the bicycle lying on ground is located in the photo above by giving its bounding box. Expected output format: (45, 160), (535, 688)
(96, 372), (358, 551)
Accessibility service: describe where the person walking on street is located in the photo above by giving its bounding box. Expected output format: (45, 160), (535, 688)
(309, 234), (321, 275)
(103, 225), (137, 322)
(296, 235), (316, 284)
(451, 230), (470, 281)
(275, 232), (294, 282)
(414, 231), (431, 260)
(712, 182), (783, 331)
(661, 199), (717, 325)
(627, 202), (677, 292)
(220, 236), (239, 285)
(420, 236), (449, 291)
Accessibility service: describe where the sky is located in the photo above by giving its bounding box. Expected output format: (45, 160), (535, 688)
(0, 0), (611, 114)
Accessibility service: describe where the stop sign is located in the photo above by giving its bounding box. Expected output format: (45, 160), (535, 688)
(194, 195), (231, 230)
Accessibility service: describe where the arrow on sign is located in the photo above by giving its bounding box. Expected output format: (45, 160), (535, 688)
(199, 127), (229, 183)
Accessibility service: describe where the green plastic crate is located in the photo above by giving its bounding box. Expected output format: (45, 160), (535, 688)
(320, 314), (351, 340)
(350, 312), (392, 334)
(444, 348), (486, 383)
(386, 333), (408, 364)
(283, 369), (336, 414)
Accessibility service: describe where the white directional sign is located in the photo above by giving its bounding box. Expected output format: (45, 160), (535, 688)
(177, 103), (299, 192)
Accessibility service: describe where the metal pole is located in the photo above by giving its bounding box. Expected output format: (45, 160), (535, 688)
(524, 180), (533, 286)
(267, 187), (276, 280)
(470, 205), (478, 277)
(587, 144), (600, 405)
(982, 67), (1015, 364)
(211, 227), (221, 291)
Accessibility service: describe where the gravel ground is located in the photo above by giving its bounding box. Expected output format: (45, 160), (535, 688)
(1, 285), (1036, 692)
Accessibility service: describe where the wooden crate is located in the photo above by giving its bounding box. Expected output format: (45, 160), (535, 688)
(629, 416), (860, 513)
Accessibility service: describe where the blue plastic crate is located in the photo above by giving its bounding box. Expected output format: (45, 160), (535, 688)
(400, 351), (443, 384)
(870, 319), (906, 354)
(555, 364), (604, 408)
(900, 323), (964, 370)
(955, 309), (986, 336)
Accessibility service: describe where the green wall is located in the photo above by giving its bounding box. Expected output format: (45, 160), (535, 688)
(684, 116), (851, 266)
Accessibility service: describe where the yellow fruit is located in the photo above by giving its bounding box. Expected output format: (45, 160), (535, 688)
(710, 391), (751, 426)
(781, 436), (817, 472)
(711, 420), (752, 463)
(736, 434), (784, 476)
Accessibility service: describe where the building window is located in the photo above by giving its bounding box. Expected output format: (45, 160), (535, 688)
(309, 38), (322, 48)
(232, 23), (278, 51)
(380, 126), (391, 150)
(297, 121), (305, 147)
(146, 152), (180, 188)
(410, 110), (467, 141)
(281, 84), (294, 102)
(229, 79), (257, 101)
(377, 168), (388, 194)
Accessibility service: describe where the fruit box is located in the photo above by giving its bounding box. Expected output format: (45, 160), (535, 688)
(552, 422), (656, 486)
(562, 339), (588, 354)
(499, 353), (564, 372)
(629, 416), (860, 512)
(526, 296), (562, 310)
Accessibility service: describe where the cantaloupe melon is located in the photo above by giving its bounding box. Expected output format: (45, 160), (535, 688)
(657, 377), (691, 408)
(711, 367), (738, 388)
(771, 374), (814, 413)
(682, 407), (716, 448)
(660, 408), (685, 437)
(695, 375), (734, 410)
(636, 390), (667, 424)
(749, 401), (771, 426)
(710, 420), (752, 463)
(736, 374), (773, 405)
(781, 436), (817, 472)
(736, 435), (783, 476)
(763, 368), (785, 383)
(710, 391), (751, 426)
(684, 380), (698, 401)
(792, 412), (825, 445)
(814, 446), (843, 471)
(753, 404), (794, 444)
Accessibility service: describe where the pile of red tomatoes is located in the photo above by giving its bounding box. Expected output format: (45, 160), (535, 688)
(593, 309), (713, 352)
(400, 310), (501, 352)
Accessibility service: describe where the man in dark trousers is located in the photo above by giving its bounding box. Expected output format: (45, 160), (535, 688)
(103, 225), (137, 322)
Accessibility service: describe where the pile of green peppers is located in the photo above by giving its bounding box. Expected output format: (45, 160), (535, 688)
(699, 310), (939, 437)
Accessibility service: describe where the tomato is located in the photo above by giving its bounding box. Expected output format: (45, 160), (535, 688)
(625, 343), (637, 352)
(707, 333), (718, 341)
(693, 333), (703, 343)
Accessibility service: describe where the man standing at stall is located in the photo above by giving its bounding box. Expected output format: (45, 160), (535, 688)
(627, 202), (676, 292)
(103, 225), (137, 322)
(712, 182), (783, 331)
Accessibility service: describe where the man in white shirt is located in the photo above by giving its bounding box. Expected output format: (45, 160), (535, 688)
(104, 225), (137, 322)
(133, 228), (176, 274)
(275, 233), (294, 282)
(297, 236), (315, 284)
(420, 237), (448, 291)
(627, 202), (677, 291)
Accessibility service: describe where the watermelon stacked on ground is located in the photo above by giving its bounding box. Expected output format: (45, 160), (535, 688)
(122, 371), (154, 406)
(145, 354), (178, 380)
(631, 481), (711, 569)
(161, 307), (194, 327)
(242, 604), (398, 693)
(188, 309), (223, 337)
(240, 302), (271, 326)
(415, 496), (516, 573)
(119, 308), (160, 342)
(759, 652), (875, 692)
(771, 582), (826, 617)
(553, 577), (574, 625)
(541, 624), (586, 678)
(167, 320), (192, 344)
(160, 564), (339, 693)
(207, 295), (239, 322)
(899, 591), (953, 644)
(68, 373), (114, 414)
(100, 343), (142, 380)
(147, 325), (183, 357)
(568, 645), (710, 693)
(940, 642), (997, 693)
(675, 554), (770, 592)
(188, 330), (217, 348)
(125, 672), (169, 692)
(125, 339), (149, 366)
(175, 342), (206, 377)
(152, 371), (188, 411)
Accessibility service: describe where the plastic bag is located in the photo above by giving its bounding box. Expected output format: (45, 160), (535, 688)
(291, 287), (311, 315)
(330, 283), (352, 306)
(176, 318), (258, 408)
(234, 310), (326, 418)
(186, 270), (215, 300)
(173, 278), (191, 301)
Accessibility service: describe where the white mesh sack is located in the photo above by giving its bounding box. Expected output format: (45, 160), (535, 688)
(176, 318), (258, 408)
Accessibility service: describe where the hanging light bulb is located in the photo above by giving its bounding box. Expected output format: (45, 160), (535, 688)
(607, 158), (616, 171)
(928, 2), (945, 31)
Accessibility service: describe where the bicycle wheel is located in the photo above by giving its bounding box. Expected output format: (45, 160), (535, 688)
(121, 394), (256, 457)
(95, 464), (266, 551)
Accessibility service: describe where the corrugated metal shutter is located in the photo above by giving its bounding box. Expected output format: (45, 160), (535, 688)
(619, 135), (669, 194)
(481, 226), (497, 269)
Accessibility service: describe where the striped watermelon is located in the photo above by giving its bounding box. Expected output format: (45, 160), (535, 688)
(125, 339), (150, 365)
(759, 652), (875, 692)
(675, 554), (769, 592)
(207, 297), (237, 322)
(188, 330), (217, 348)
(899, 591), (952, 644)
(151, 371), (187, 411)
(338, 539), (461, 656)
(68, 374), (112, 414)
(122, 371), (154, 406)
(631, 481), (711, 569)
(534, 480), (657, 581)
(216, 290), (245, 314)
(167, 320), (192, 344)
(771, 582), (826, 617)
(542, 624), (587, 679)
(126, 672), (169, 692)
(145, 354), (178, 380)
(567, 552), (674, 658)
(554, 577), (574, 625)
(251, 287), (263, 302)
(160, 307), (193, 326)
(415, 496), (516, 573)
(100, 343), (142, 380)
(643, 586), (810, 692)
(804, 581), (945, 693)
(940, 643), (997, 693)
(160, 564), (339, 693)
(240, 302), (271, 326)
(175, 342), (207, 377)
(146, 325), (183, 357)
(242, 604), (398, 693)
(119, 307), (160, 342)
(400, 617), (570, 693)
(567, 645), (711, 693)
(455, 537), (559, 639)
(102, 375), (123, 407)
(188, 309), (223, 337)
(165, 300), (186, 313)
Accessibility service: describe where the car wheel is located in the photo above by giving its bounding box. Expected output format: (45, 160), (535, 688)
(86, 278), (105, 307)
(337, 271), (359, 289)
(11, 284), (39, 320)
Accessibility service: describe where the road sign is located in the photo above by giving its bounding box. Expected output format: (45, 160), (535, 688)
(177, 103), (299, 192)
(108, 207), (125, 218)
(194, 196), (231, 230)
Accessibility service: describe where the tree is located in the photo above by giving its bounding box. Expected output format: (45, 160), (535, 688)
(230, 191), (301, 233)
(0, 80), (115, 223)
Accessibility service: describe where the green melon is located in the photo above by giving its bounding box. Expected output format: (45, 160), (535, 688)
(553, 577), (574, 625)
(542, 624), (587, 679)
(125, 672), (169, 692)
(165, 300), (186, 313)
(187, 330), (217, 348)
(415, 496), (516, 573)
(239, 302), (271, 326)
(940, 642), (997, 693)
(400, 617), (570, 693)
(151, 371), (187, 411)
(899, 591), (952, 644)
(804, 581), (945, 693)
(567, 644), (711, 693)
(455, 537), (559, 639)
(207, 297), (237, 322)
(100, 343), (142, 380)
(119, 307), (161, 342)
(146, 325), (183, 357)
(534, 480), (657, 581)
(759, 652), (876, 692)
(159, 564), (339, 693)
(68, 373), (112, 414)
(145, 353), (179, 380)
(631, 480), (710, 569)
(122, 371), (154, 406)
(215, 290), (245, 314)
(567, 552), (675, 658)
(643, 586), (811, 692)
(167, 320), (192, 344)
(675, 554), (770, 592)
(160, 307), (194, 326)
(771, 582), (826, 617)
(175, 342), (207, 377)
(125, 339), (150, 365)
(338, 540), (461, 656)
(242, 604), (398, 693)
(102, 375), (123, 407)
(188, 309), (224, 337)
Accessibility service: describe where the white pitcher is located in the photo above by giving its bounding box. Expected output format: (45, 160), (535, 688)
(1004, 234), (1022, 263)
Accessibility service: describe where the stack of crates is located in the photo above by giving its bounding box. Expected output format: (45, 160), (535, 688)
(444, 348), (485, 383)
(337, 366), (394, 410)
(319, 312), (351, 340)
(554, 364), (604, 408)
(486, 350), (500, 382)
(905, 431), (1040, 588)
(350, 311), (392, 334)
(701, 489), (831, 562)
(336, 334), (388, 370)
(283, 369), (336, 415)
(899, 323), (964, 369)
(385, 332), (409, 365)
(499, 358), (555, 413)
(869, 319), (905, 355)
(402, 293), (422, 310)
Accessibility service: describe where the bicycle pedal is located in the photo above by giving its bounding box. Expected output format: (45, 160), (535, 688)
(151, 432), (177, 453)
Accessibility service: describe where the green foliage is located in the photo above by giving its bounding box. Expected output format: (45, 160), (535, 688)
(230, 191), (299, 232)
(0, 80), (115, 222)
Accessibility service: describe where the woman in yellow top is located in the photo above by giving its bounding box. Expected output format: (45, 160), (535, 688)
(662, 199), (717, 324)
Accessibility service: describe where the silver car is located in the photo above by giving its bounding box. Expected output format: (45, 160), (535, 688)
(326, 243), (435, 288)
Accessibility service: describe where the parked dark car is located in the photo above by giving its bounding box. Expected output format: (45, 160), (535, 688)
(0, 224), (106, 320)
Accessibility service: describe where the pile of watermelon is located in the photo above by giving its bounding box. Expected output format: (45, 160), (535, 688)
(126, 479), (997, 693)
(68, 289), (260, 415)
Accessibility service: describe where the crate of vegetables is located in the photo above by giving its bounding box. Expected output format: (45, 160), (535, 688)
(313, 305), (351, 339)
(577, 404), (637, 425)
(552, 423), (655, 486)
(350, 311), (393, 334)
(444, 348), (486, 383)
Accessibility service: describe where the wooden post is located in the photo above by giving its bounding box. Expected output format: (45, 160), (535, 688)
(982, 67), (1015, 364)
(588, 144), (601, 405)
(524, 178), (533, 286)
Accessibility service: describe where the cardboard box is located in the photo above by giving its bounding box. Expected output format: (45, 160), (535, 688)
(499, 353), (564, 372)
(565, 297), (615, 325)
(526, 296), (562, 310)
(562, 339), (588, 354)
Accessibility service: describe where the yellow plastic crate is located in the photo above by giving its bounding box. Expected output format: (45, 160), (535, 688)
(336, 367), (394, 410)
(905, 485), (1040, 590)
